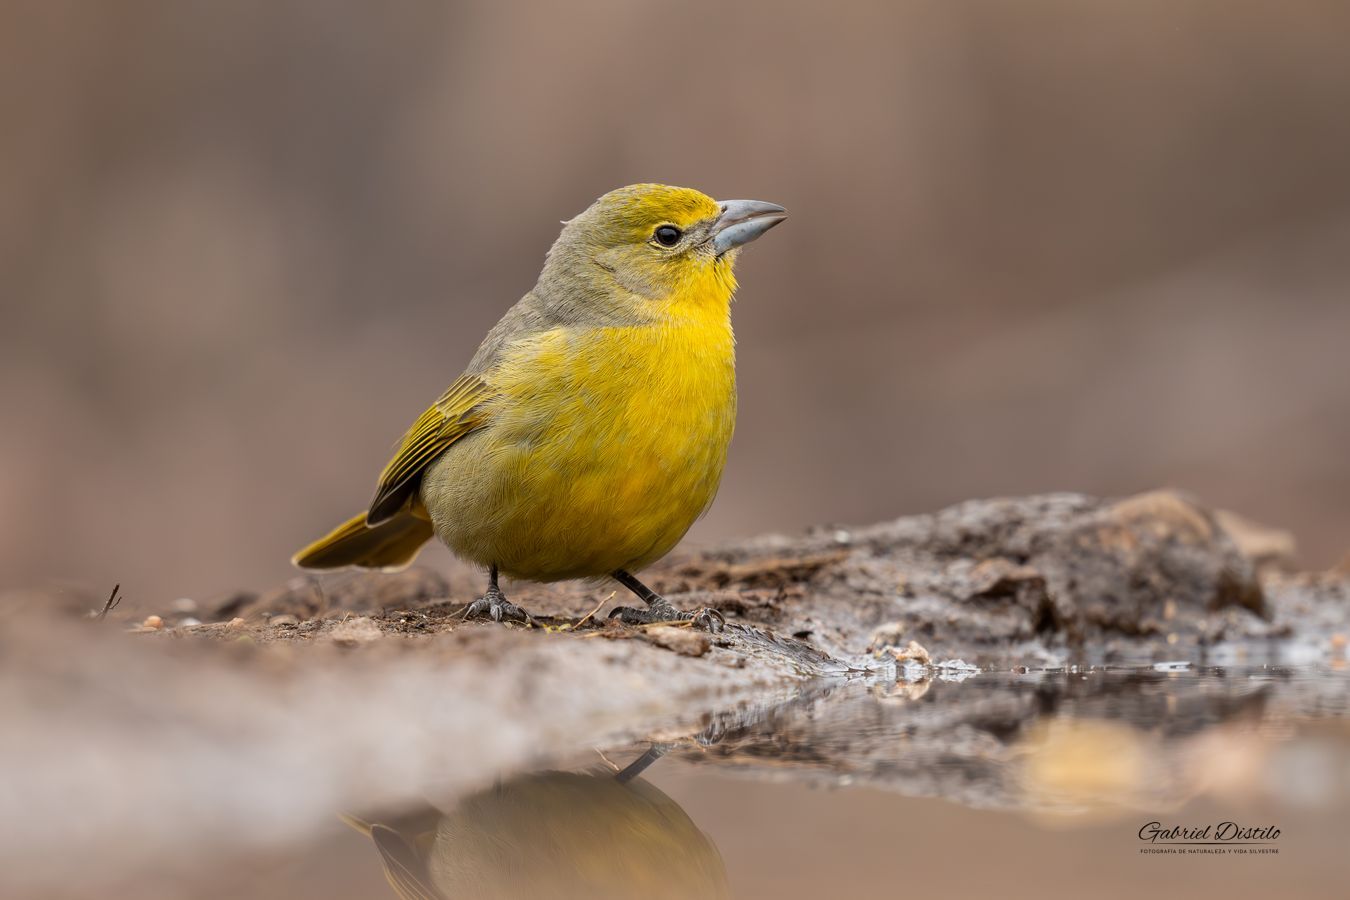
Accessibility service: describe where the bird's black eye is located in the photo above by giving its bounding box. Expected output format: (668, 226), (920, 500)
(653, 225), (682, 247)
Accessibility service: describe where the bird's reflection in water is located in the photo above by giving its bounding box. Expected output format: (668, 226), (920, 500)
(344, 747), (730, 900)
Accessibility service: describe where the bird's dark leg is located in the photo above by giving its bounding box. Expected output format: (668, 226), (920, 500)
(463, 565), (533, 624)
(607, 569), (725, 632)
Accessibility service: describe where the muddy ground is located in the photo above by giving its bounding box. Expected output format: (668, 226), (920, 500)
(2, 490), (1346, 895)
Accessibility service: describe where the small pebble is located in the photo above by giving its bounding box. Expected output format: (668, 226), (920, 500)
(329, 616), (383, 647)
(141, 615), (163, 630)
(645, 625), (711, 658)
(227, 617), (247, 628)
(177, 617), (202, 628)
(883, 640), (931, 665)
(268, 614), (300, 627)
(867, 621), (908, 653)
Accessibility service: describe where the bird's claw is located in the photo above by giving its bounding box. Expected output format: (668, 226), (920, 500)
(463, 589), (533, 625)
(607, 602), (726, 633)
(689, 607), (727, 633)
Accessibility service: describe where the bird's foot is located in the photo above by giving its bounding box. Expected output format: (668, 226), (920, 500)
(608, 598), (726, 633)
(463, 587), (533, 625)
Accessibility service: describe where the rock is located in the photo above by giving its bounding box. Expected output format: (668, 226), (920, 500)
(866, 622), (907, 652)
(328, 616), (383, 648)
(879, 640), (931, 665)
(1047, 491), (1265, 638)
(185, 492), (1341, 661)
(644, 625), (711, 658)
(640, 489), (1302, 661)
(1214, 509), (1298, 573)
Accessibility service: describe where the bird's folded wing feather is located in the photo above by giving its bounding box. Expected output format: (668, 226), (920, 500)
(367, 374), (492, 524)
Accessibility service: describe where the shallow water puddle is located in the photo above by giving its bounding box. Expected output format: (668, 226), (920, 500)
(106, 665), (1350, 899)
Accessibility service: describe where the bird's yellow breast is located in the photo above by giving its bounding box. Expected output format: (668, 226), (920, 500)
(422, 304), (736, 581)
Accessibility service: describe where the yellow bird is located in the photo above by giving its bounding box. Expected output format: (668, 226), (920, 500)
(294, 184), (786, 625)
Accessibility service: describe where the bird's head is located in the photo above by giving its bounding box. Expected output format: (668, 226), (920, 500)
(539, 184), (786, 320)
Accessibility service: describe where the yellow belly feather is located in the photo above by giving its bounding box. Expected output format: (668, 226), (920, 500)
(422, 310), (736, 581)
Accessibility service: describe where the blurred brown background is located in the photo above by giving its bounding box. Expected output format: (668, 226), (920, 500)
(4, 1), (1349, 608)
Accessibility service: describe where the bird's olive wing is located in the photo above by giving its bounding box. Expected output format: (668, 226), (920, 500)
(367, 375), (491, 524)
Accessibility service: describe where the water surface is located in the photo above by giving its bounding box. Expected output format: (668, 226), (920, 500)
(142, 664), (1350, 899)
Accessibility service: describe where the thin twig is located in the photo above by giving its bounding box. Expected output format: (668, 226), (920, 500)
(594, 749), (621, 773)
(97, 584), (121, 621)
(573, 591), (615, 630)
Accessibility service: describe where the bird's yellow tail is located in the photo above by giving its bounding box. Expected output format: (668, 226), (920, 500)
(292, 509), (435, 570)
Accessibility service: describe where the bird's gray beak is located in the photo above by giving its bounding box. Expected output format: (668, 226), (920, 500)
(711, 199), (787, 255)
